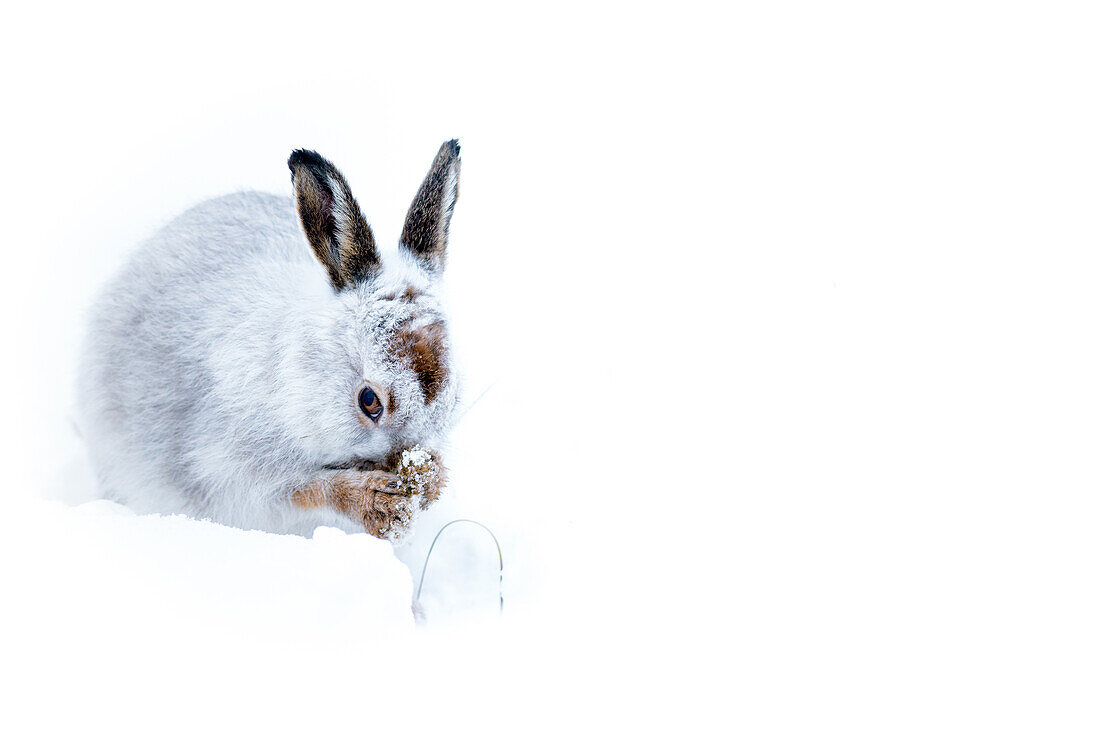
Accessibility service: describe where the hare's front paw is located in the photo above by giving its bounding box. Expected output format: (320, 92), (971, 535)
(358, 479), (420, 542)
(394, 447), (447, 511)
(343, 470), (421, 542)
(293, 469), (420, 542)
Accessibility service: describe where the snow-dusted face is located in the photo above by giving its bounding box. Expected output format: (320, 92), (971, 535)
(287, 142), (462, 466)
(338, 263), (460, 459)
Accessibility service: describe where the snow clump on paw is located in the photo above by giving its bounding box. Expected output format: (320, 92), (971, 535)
(396, 445), (436, 497)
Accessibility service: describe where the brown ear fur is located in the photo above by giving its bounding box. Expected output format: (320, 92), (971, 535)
(288, 149), (379, 289)
(400, 139), (461, 272)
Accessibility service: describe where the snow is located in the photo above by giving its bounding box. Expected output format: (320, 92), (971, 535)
(400, 445), (431, 468)
(3, 1), (1100, 730)
(396, 444), (437, 503)
(4, 499), (416, 634)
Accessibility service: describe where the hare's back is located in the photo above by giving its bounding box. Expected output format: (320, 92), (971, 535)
(150, 191), (305, 274)
(81, 191), (312, 483)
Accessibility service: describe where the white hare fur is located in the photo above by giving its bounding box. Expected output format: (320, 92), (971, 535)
(79, 143), (463, 539)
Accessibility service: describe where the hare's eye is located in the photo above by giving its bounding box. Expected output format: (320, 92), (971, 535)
(358, 387), (384, 421)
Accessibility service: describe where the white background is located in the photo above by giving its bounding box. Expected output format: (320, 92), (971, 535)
(2, 1), (1099, 729)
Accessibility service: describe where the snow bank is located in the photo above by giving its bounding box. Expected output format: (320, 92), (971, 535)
(0, 497), (698, 732)
(0, 497), (421, 728)
(2, 498), (416, 636)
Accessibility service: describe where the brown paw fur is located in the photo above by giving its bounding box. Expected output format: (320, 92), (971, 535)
(291, 469), (420, 542)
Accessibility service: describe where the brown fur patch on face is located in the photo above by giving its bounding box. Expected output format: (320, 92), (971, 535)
(288, 149), (379, 289)
(390, 321), (449, 404)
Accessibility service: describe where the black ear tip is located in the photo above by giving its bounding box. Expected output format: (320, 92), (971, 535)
(288, 149), (327, 171)
(443, 139), (460, 158)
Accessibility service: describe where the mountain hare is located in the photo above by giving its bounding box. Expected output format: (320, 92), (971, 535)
(79, 141), (463, 541)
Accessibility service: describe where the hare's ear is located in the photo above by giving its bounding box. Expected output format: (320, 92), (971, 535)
(400, 139), (461, 272)
(288, 150), (379, 290)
